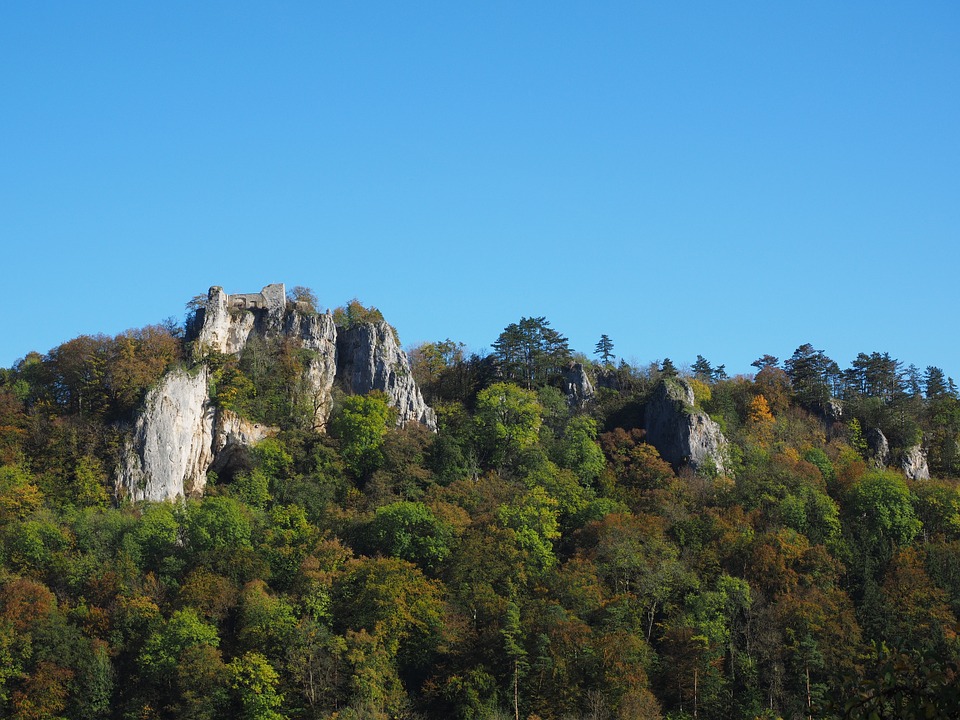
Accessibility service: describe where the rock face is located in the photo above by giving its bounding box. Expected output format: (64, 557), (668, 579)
(336, 321), (437, 429)
(825, 399), (844, 422)
(285, 310), (339, 430)
(562, 363), (595, 408)
(118, 368), (215, 502)
(210, 409), (278, 476)
(196, 284), (287, 355)
(118, 374), (280, 502)
(866, 428), (890, 469)
(117, 284), (435, 501)
(901, 444), (930, 481)
(595, 368), (621, 391)
(644, 378), (730, 476)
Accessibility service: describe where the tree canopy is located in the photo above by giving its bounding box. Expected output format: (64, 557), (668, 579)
(1, 312), (960, 720)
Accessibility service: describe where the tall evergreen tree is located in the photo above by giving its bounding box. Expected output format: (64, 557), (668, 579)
(751, 354), (780, 371)
(924, 366), (948, 399)
(594, 334), (615, 366)
(660, 358), (678, 377)
(493, 317), (571, 389)
(785, 344), (840, 410)
(691, 355), (713, 380)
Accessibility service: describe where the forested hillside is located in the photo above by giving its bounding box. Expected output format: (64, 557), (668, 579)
(1, 293), (959, 720)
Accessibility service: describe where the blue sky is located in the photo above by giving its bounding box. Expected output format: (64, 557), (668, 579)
(3, 2), (959, 380)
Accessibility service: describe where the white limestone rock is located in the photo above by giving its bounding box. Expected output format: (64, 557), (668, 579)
(118, 284), (437, 501)
(196, 283), (287, 355)
(117, 367), (215, 502)
(901, 444), (930, 481)
(196, 286), (256, 355)
(866, 428), (890, 469)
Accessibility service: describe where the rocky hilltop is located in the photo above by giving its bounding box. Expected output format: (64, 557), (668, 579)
(644, 377), (730, 476)
(337, 322), (437, 427)
(117, 284), (435, 502)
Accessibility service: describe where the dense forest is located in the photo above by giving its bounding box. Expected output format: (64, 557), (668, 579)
(1, 292), (959, 720)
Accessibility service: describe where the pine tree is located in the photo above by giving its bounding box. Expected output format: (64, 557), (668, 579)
(594, 334), (616, 366)
(660, 358), (678, 377)
(924, 366), (948, 399)
(751, 354), (780, 370)
(691, 355), (713, 379)
(493, 317), (571, 388)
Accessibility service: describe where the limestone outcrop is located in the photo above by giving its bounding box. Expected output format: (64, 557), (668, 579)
(117, 367), (215, 502)
(825, 399), (844, 422)
(901, 444), (930, 481)
(866, 428), (890, 469)
(595, 368), (621, 391)
(210, 410), (278, 476)
(285, 310), (339, 430)
(196, 284), (287, 355)
(117, 283), (436, 501)
(337, 321), (437, 429)
(644, 378), (730, 476)
(562, 363), (595, 408)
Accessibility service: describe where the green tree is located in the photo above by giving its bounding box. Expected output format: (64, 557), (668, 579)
(139, 608), (221, 678)
(497, 486), (561, 577)
(659, 358), (678, 377)
(924, 366), (948, 399)
(333, 299), (386, 328)
(287, 285), (318, 313)
(585, 512), (686, 641)
(751, 354), (780, 370)
(259, 503), (320, 590)
(409, 339), (467, 403)
(501, 599), (528, 720)
(493, 317), (571, 389)
(237, 580), (298, 661)
(844, 351), (904, 401)
(185, 496), (254, 554)
(594, 334), (615, 366)
(131, 501), (182, 578)
(330, 392), (394, 478)
(474, 383), (542, 470)
(138, 608), (228, 717)
(333, 556), (446, 665)
(556, 415), (606, 485)
(692, 354), (713, 380)
(845, 470), (922, 588)
(365, 501), (453, 575)
(70, 455), (109, 508)
(228, 652), (286, 720)
(785, 343), (841, 410)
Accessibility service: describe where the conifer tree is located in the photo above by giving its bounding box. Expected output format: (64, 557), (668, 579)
(594, 334), (615, 366)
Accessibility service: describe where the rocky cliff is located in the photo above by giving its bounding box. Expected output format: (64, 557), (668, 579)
(336, 321), (437, 428)
(117, 367), (215, 502)
(562, 363), (595, 408)
(209, 410), (278, 476)
(118, 372), (280, 502)
(196, 284), (287, 355)
(901, 444), (930, 481)
(117, 284), (435, 501)
(284, 310), (339, 430)
(866, 428), (891, 469)
(644, 378), (730, 476)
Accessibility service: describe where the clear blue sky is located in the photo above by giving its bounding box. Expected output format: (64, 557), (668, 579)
(3, 2), (959, 380)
